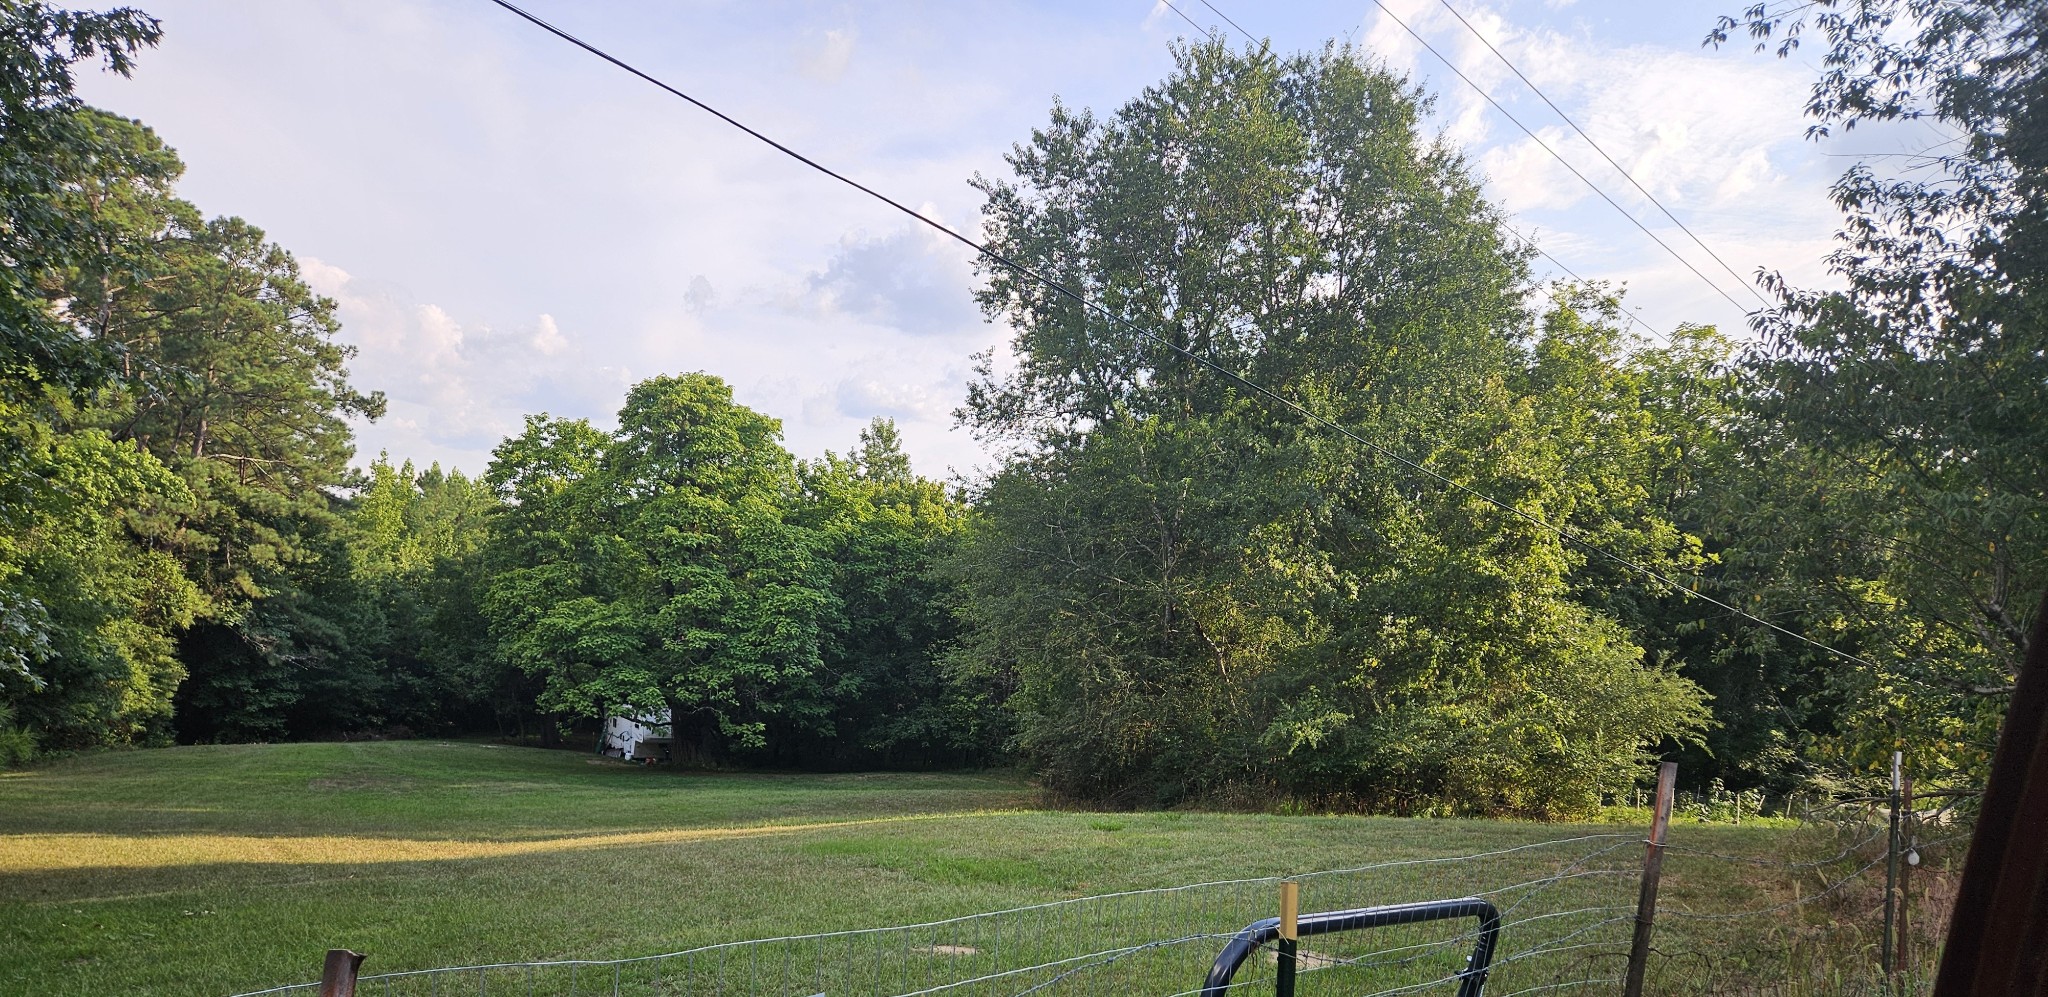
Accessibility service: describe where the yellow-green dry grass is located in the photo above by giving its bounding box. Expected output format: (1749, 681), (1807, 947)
(0, 742), (1896, 997)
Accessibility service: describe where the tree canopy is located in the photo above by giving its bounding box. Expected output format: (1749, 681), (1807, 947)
(952, 43), (1710, 815)
(1705, 0), (2046, 783)
(5, 3), (2038, 819)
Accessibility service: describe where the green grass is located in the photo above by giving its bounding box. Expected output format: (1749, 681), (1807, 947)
(0, 742), (1899, 997)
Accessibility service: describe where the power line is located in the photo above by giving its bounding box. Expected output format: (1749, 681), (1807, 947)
(1193, 0), (1256, 43)
(1180, 3), (1676, 347)
(1157, 0), (1216, 43)
(1362, 0), (1760, 317)
(480, 0), (1879, 671)
(1197, 0), (1941, 607)
(1504, 222), (1674, 345)
(1433, 0), (1774, 310)
(1200, 0), (1965, 646)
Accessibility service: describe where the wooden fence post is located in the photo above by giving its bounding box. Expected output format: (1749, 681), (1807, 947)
(319, 949), (365, 997)
(1275, 880), (1299, 997)
(1623, 761), (1676, 997)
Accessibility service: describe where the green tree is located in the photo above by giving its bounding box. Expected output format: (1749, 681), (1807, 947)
(75, 202), (386, 603)
(342, 455), (498, 732)
(956, 41), (1708, 814)
(782, 419), (999, 768)
(2, 5), (165, 742)
(479, 414), (620, 745)
(0, 2), (160, 408)
(0, 425), (202, 752)
(5, 104), (388, 744)
(480, 377), (833, 759)
(608, 374), (830, 756)
(28, 113), (388, 740)
(1708, 0), (2047, 783)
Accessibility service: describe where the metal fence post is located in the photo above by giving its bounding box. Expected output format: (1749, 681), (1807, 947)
(319, 950), (365, 997)
(1898, 771), (1915, 980)
(1885, 750), (1903, 977)
(1623, 761), (1676, 997)
(1275, 881), (1299, 997)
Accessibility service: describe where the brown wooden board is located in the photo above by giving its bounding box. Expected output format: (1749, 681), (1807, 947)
(1933, 588), (2048, 996)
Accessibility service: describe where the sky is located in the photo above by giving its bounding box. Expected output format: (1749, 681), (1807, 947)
(72, 0), (1935, 481)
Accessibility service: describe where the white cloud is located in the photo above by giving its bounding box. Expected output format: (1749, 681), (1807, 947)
(1714, 146), (1778, 203)
(311, 258), (634, 471)
(1142, 1), (1180, 34)
(833, 375), (952, 422)
(683, 275), (716, 314)
(800, 28), (857, 81)
(531, 314), (568, 356)
(1356, 2), (1842, 332)
(1479, 125), (1587, 211)
(78, 0), (1885, 481)
(803, 224), (986, 337)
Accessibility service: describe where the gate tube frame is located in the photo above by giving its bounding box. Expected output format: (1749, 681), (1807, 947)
(1200, 897), (1503, 997)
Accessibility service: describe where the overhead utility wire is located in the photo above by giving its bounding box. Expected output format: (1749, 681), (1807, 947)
(1506, 223), (1671, 345)
(1433, 0), (1774, 309)
(1159, 0), (1217, 42)
(1198, 0), (2009, 633)
(1184, 3), (1673, 346)
(1193, 0), (1256, 43)
(1362, 0), (1759, 317)
(1354, 0), (1963, 583)
(482, 0), (1879, 671)
(1191, 0), (1967, 628)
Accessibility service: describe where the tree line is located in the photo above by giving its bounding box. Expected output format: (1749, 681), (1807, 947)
(2, 2), (2039, 817)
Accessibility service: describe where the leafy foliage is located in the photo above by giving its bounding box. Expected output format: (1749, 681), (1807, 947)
(780, 419), (1001, 768)
(0, 1), (159, 406)
(475, 388), (992, 764)
(7, 0), (2033, 815)
(953, 42), (1710, 815)
(1707, 0), (2047, 784)
(2, 20), (387, 753)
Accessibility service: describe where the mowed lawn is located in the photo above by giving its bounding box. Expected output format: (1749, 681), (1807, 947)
(0, 742), (1813, 997)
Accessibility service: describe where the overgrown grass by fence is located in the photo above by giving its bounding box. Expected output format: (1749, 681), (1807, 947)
(1640, 822), (1964, 997)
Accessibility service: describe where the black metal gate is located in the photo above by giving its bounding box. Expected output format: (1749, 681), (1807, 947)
(1200, 897), (1503, 997)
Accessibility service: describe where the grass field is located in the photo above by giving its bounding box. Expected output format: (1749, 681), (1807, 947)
(0, 742), (1879, 997)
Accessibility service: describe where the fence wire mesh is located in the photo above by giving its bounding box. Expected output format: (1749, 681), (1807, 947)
(227, 812), (1966, 997)
(227, 833), (1641, 997)
(1638, 819), (1966, 997)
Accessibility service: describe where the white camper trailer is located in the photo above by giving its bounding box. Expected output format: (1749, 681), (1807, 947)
(601, 712), (674, 763)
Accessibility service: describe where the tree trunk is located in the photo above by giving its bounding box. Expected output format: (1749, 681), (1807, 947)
(666, 696), (697, 766)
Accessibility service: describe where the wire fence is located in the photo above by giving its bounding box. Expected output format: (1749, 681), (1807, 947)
(228, 834), (1644, 997)
(227, 801), (1966, 997)
(1638, 820), (1966, 997)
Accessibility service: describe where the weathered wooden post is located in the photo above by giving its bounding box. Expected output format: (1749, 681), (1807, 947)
(1275, 881), (1299, 997)
(1623, 761), (1676, 997)
(318, 949), (365, 997)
